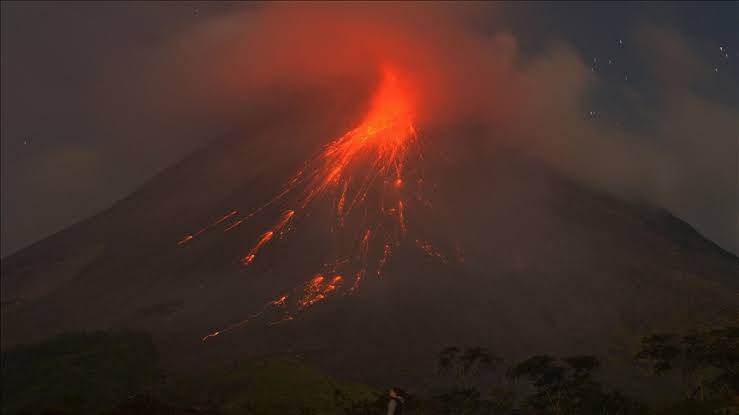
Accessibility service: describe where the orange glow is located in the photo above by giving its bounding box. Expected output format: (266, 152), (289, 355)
(336, 180), (349, 220)
(224, 219), (243, 232)
(302, 66), (417, 212)
(179, 210), (238, 244)
(186, 65), (458, 342)
(416, 238), (447, 263)
(349, 229), (372, 291)
(202, 331), (220, 342)
(298, 274), (343, 309)
(270, 295), (288, 306)
(202, 292), (290, 342)
(243, 231), (273, 265)
(377, 242), (393, 277)
(242, 210), (294, 265)
(397, 201), (406, 234)
(236, 67), (416, 270)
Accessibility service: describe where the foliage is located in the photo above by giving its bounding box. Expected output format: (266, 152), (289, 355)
(506, 354), (645, 415)
(635, 326), (738, 402)
(4, 326), (739, 415)
(634, 334), (681, 374)
(1, 330), (159, 415)
(487, 384), (515, 413)
(437, 345), (502, 389)
(159, 357), (381, 415)
(103, 394), (218, 414)
(427, 388), (481, 415)
(2, 330), (380, 415)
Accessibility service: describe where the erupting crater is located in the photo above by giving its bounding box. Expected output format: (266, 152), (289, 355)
(178, 66), (455, 341)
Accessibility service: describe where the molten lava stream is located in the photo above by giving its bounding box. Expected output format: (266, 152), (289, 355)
(187, 65), (460, 341)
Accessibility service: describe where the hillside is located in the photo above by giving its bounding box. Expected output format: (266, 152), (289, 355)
(2, 117), (737, 392)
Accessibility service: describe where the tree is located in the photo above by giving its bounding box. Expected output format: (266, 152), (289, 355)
(437, 346), (460, 377)
(505, 354), (631, 415)
(634, 334), (680, 374)
(635, 326), (738, 402)
(434, 346), (503, 415)
(437, 346), (501, 389)
(459, 347), (502, 387)
(507, 355), (567, 414)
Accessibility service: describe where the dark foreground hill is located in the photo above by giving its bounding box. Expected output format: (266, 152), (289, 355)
(2, 115), (737, 394)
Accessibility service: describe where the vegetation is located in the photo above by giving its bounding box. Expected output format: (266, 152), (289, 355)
(504, 355), (646, 415)
(634, 326), (738, 414)
(437, 346), (503, 387)
(1, 330), (159, 414)
(417, 325), (737, 414)
(1, 331), (381, 415)
(158, 357), (382, 415)
(2, 326), (736, 414)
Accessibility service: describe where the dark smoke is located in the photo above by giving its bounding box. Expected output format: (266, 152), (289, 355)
(2, 3), (736, 256)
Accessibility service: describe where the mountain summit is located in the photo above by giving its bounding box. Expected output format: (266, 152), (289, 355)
(2, 116), (737, 388)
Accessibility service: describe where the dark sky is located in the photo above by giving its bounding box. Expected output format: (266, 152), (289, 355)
(1, 1), (737, 258)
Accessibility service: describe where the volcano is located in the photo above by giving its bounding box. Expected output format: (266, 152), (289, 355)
(1, 87), (737, 391)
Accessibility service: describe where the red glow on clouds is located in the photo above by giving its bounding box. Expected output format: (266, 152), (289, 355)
(188, 65), (460, 342)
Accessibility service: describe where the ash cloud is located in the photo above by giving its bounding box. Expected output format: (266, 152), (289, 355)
(97, 3), (739, 254)
(2, 3), (736, 256)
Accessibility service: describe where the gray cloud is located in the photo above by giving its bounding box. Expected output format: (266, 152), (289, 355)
(2, 3), (736, 257)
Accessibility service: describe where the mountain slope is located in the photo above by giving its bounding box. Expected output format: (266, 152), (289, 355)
(2, 119), (737, 390)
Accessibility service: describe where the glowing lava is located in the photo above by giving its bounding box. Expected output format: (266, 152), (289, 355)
(298, 274), (344, 310)
(242, 210), (294, 265)
(182, 66), (458, 342)
(178, 210), (238, 245)
(301, 67), (417, 210)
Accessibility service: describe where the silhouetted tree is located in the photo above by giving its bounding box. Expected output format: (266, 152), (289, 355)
(437, 346), (501, 389)
(505, 354), (636, 415)
(635, 334), (681, 374)
(433, 346), (504, 414)
(635, 326), (738, 402)
(437, 346), (460, 376)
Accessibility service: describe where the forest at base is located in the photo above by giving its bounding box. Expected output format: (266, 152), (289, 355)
(1, 326), (736, 415)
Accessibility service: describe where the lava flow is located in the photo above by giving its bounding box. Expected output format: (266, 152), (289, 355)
(180, 66), (457, 342)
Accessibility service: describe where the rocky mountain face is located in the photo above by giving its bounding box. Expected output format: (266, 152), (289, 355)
(2, 117), (737, 391)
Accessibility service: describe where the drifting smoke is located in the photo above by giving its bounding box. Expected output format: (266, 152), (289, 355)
(2, 3), (735, 257)
(114, 4), (733, 340)
(94, 3), (737, 255)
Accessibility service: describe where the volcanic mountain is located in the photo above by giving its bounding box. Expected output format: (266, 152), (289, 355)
(1, 101), (737, 391)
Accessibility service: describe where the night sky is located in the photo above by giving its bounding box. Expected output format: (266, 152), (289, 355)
(2, 1), (737, 258)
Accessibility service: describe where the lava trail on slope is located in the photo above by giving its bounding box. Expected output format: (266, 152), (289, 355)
(178, 66), (456, 341)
